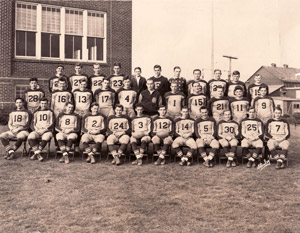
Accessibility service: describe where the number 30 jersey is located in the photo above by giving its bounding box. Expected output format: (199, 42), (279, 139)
(81, 113), (107, 135)
(265, 118), (290, 140)
(51, 90), (73, 117)
(107, 115), (131, 135)
(55, 112), (81, 133)
(32, 109), (55, 132)
(217, 120), (240, 139)
(240, 118), (263, 139)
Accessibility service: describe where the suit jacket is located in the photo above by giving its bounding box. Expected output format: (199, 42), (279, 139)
(131, 75), (147, 95)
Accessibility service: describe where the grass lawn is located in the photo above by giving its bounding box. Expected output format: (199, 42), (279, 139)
(0, 125), (300, 233)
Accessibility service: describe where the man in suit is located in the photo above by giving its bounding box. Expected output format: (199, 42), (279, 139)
(131, 67), (147, 97)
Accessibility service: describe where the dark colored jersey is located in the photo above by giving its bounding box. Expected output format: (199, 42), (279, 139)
(265, 118), (290, 140)
(174, 117), (195, 137)
(94, 88), (116, 108)
(50, 90), (73, 117)
(152, 116), (173, 136)
(217, 120), (240, 139)
(240, 118), (263, 139)
(169, 77), (187, 95)
(117, 88), (138, 109)
(207, 79), (228, 98)
(24, 88), (45, 112)
(139, 89), (162, 116)
(248, 83), (269, 105)
(69, 73), (89, 92)
(108, 74), (125, 92)
(131, 115), (152, 134)
(32, 109), (55, 132)
(194, 117), (217, 138)
(89, 74), (106, 94)
(208, 97), (230, 122)
(49, 75), (69, 93)
(164, 91), (185, 115)
(230, 97), (250, 123)
(187, 79), (208, 95)
(55, 112), (81, 133)
(73, 89), (93, 115)
(149, 76), (171, 101)
(187, 93), (207, 119)
(226, 80), (247, 98)
(81, 113), (106, 134)
(107, 115), (131, 135)
(253, 96), (275, 121)
(8, 109), (32, 132)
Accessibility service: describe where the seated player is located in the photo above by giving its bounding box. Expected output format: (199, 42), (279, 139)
(195, 106), (219, 167)
(73, 79), (93, 117)
(28, 98), (54, 161)
(265, 107), (290, 169)
(69, 63), (89, 92)
(151, 105), (173, 165)
(253, 85), (275, 124)
(240, 108), (264, 168)
(208, 69), (228, 98)
(217, 110), (240, 168)
(24, 77), (45, 113)
(107, 104), (131, 166)
(226, 70), (247, 98)
(117, 77), (138, 118)
(0, 98), (31, 160)
(55, 102), (81, 164)
(81, 103), (106, 164)
(164, 82), (185, 119)
(94, 78), (116, 117)
(188, 81), (207, 120)
(89, 63), (106, 95)
(229, 86), (250, 123)
(109, 62), (126, 92)
(172, 107), (196, 166)
(130, 104), (152, 166)
(208, 86), (230, 123)
(248, 73), (269, 106)
(49, 65), (69, 93)
(187, 69), (208, 95)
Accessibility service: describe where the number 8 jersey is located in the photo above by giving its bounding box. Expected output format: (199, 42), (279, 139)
(55, 112), (81, 133)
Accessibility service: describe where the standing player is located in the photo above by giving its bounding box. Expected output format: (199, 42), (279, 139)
(208, 86), (230, 123)
(28, 98), (54, 161)
(130, 104), (152, 166)
(195, 107), (219, 167)
(81, 103), (106, 164)
(117, 77), (138, 118)
(208, 69), (228, 98)
(89, 63), (106, 95)
(94, 78), (116, 117)
(253, 85), (275, 124)
(131, 67), (147, 97)
(168, 66), (187, 95)
(229, 86), (250, 123)
(49, 65), (69, 93)
(108, 62), (126, 92)
(69, 63), (89, 92)
(217, 110), (240, 168)
(149, 65), (170, 103)
(152, 105), (174, 165)
(0, 98), (31, 160)
(107, 104), (131, 166)
(73, 80), (93, 117)
(248, 73), (269, 106)
(265, 107), (290, 169)
(55, 102), (81, 164)
(164, 82), (185, 119)
(226, 70), (247, 98)
(188, 82), (207, 120)
(240, 108), (264, 168)
(24, 77), (45, 113)
(187, 69), (208, 95)
(172, 107), (197, 166)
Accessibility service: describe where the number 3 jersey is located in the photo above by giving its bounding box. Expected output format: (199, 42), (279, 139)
(253, 96), (275, 123)
(240, 118), (263, 139)
(51, 90), (73, 117)
(24, 88), (45, 113)
(8, 109), (32, 132)
(55, 112), (81, 133)
(81, 113), (107, 135)
(152, 116), (173, 136)
(73, 89), (93, 116)
(174, 117), (195, 137)
(217, 120), (240, 139)
(131, 115), (152, 134)
(32, 109), (55, 132)
(107, 115), (131, 135)
(265, 118), (290, 140)
(194, 117), (217, 138)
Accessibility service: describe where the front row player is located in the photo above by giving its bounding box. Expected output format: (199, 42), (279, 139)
(81, 103), (106, 164)
(0, 98), (31, 160)
(265, 107), (290, 169)
(28, 98), (54, 161)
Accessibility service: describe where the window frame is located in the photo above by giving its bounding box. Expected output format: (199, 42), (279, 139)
(14, 1), (107, 64)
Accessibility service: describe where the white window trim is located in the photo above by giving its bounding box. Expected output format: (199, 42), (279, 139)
(15, 1), (107, 64)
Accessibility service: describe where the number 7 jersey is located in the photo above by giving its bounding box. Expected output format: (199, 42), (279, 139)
(265, 118), (290, 140)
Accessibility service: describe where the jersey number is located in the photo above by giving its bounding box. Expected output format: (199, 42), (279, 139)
(78, 96), (87, 103)
(93, 80), (102, 86)
(101, 96), (109, 103)
(58, 96), (67, 103)
(216, 103), (225, 111)
(65, 119), (70, 125)
(159, 122), (168, 129)
(28, 95), (39, 102)
(92, 120), (97, 127)
(14, 115), (22, 122)
(246, 124), (257, 131)
(138, 122), (143, 128)
(182, 124), (189, 130)
(39, 114), (48, 121)
(194, 99), (203, 106)
(112, 80), (122, 87)
(276, 125), (281, 132)
(224, 126), (234, 133)
(262, 102), (266, 109)
(114, 122), (125, 129)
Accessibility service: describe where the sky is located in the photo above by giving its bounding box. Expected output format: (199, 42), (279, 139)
(132, 0), (300, 81)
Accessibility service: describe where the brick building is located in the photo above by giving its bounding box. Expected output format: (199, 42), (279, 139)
(0, 0), (132, 110)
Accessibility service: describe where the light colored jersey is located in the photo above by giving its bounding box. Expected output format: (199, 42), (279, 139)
(230, 98), (249, 123)
(50, 90), (73, 117)
(81, 113), (106, 134)
(254, 97), (274, 122)
(208, 79), (227, 98)
(265, 119), (290, 140)
(187, 80), (208, 95)
(174, 118), (194, 137)
(217, 120), (240, 139)
(152, 116), (173, 136)
(194, 117), (216, 138)
(188, 94), (207, 119)
(89, 74), (105, 94)
(208, 97), (230, 123)
(69, 74), (88, 92)
(94, 89), (116, 108)
(164, 91), (185, 116)
(56, 113), (80, 133)
(109, 75), (124, 92)
(73, 90), (93, 115)
(117, 88), (138, 108)
(33, 109), (54, 131)
(8, 109), (31, 131)
(240, 118), (263, 139)
(107, 115), (130, 134)
(24, 89), (45, 113)
(131, 116), (152, 134)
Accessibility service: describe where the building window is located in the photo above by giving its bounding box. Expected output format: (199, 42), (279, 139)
(15, 85), (28, 98)
(294, 104), (300, 109)
(15, 2), (107, 63)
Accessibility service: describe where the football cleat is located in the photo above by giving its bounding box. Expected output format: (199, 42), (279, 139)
(247, 160), (252, 168)
(275, 161), (282, 169)
(37, 154), (44, 162)
(64, 155), (70, 164)
(131, 160), (138, 165)
(226, 160), (231, 168)
(90, 155), (96, 164)
(203, 160), (210, 167)
(154, 157), (162, 165)
(137, 158), (143, 166)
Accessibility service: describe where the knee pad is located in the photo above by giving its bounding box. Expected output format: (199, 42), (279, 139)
(119, 135), (130, 144)
(210, 139), (220, 149)
(81, 134), (91, 143)
(152, 136), (161, 144)
(219, 139), (229, 147)
(42, 132), (53, 141)
(16, 131), (29, 140)
(28, 132), (39, 140)
(186, 139), (197, 150)
(107, 135), (117, 145)
(130, 136), (138, 144)
(196, 138), (204, 148)
(163, 136), (173, 145)
(56, 133), (66, 141)
(94, 134), (105, 143)
(67, 133), (78, 141)
(267, 139), (276, 150)
(279, 140), (289, 150)
(241, 139), (249, 148)
(230, 139), (238, 147)
(141, 136), (151, 143)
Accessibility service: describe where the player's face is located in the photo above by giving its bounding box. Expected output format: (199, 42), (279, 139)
(174, 68), (181, 78)
(115, 107), (123, 116)
(170, 83), (178, 92)
(123, 80), (131, 89)
(223, 111), (231, 121)
(93, 65), (101, 74)
(193, 82), (201, 93)
(113, 66), (120, 74)
(15, 99), (23, 109)
(40, 101), (48, 110)
(136, 107), (143, 116)
(56, 67), (63, 75)
(91, 105), (99, 115)
(58, 81), (66, 90)
(65, 104), (74, 114)
(102, 80), (109, 89)
(75, 66), (82, 74)
(214, 71), (221, 79)
(235, 90), (243, 98)
(274, 109), (281, 120)
(134, 69), (141, 77)
(216, 88), (224, 98)
(254, 75), (262, 83)
(200, 109), (208, 119)
(231, 74), (240, 83)
(181, 109), (189, 118)
(193, 71), (201, 80)
(248, 109), (255, 119)
(30, 81), (38, 89)
(154, 68), (161, 77)
(80, 81), (87, 90)
(158, 107), (166, 117)
(146, 80), (154, 90)
(259, 88), (267, 97)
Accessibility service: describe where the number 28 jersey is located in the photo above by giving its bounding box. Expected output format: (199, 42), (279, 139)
(24, 88), (45, 113)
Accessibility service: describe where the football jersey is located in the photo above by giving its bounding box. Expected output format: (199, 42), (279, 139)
(8, 109), (31, 131)
(194, 117), (217, 138)
(24, 88), (45, 113)
(187, 80), (208, 95)
(174, 118), (195, 137)
(117, 88), (138, 108)
(107, 115), (131, 134)
(217, 120), (240, 139)
(56, 113), (81, 133)
(81, 113), (106, 134)
(131, 115), (152, 134)
(49, 75), (69, 93)
(240, 118), (263, 139)
(50, 90), (73, 117)
(148, 76), (171, 100)
(152, 116), (173, 136)
(226, 81), (247, 98)
(253, 96), (275, 122)
(188, 94), (207, 119)
(33, 109), (54, 132)
(265, 119), (290, 140)
(109, 74), (125, 92)
(69, 74), (89, 92)
(169, 77), (187, 94)
(164, 91), (185, 115)
(89, 74), (106, 94)
(208, 79), (228, 98)
(94, 89), (116, 108)
(208, 97), (230, 122)
(73, 89), (93, 115)
(230, 98), (250, 123)
(248, 83), (269, 105)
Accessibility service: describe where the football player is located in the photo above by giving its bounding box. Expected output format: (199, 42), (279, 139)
(168, 66), (187, 95)
(49, 65), (69, 93)
(108, 62), (126, 92)
(172, 107), (197, 166)
(73, 79), (93, 117)
(208, 86), (230, 123)
(89, 63), (106, 94)
(226, 70), (247, 98)
(0, 98), (31, 160)
(107, 104), (131, 166)
(164, 82), (185, 119)
(208, 69), (228, 98)
(187, 69), (208, 95)
(69, 63), (89, 92)
(24, 77), (45, 113)
(248, 73), (269, 106)
(187, 81), (207, 120)
(229, 86), (250, 123)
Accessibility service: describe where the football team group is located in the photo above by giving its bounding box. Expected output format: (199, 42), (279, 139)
(0, 63), (290, 169)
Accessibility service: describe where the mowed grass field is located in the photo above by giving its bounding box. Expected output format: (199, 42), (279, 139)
(0, 125), (300, 233)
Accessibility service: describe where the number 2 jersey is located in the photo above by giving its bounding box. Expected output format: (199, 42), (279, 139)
(32, 108), (55, 133)
(217, 120), (240, 139)
(265, 118), (290, 140)
(107, 115), (131, 135)
(55, 112), (81, 133)
(253, 96), (275, 124)
(73, 89), (93, 116)
(174, 117), (195, 137)
(208, 97), (230, 123)
(81, 113), (107, 135)
(8, 109), (32, 132)
(51, 90), (73, 117)
(24, 88), (45, 113)
(240, 118), (263, 139)
(229, 97), (250, 123)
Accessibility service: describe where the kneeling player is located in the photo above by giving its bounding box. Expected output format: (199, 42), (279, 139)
(0, 98), (31, 159)
(81, 103), (106, 164)
(130, 104), (152, 165)
(195, 106), (219, 167)
(240, 108), (264, 168)
(107, 104), (131, 166)
(265, 107), (290, 169)
(217, 110), (240, 168)
(56, 102), (81, 164)
(172, 107), (196, 166)
(152, 105), (173, 165)
(28, 98), (54, 161)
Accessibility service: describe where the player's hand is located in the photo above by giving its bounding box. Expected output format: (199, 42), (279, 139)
(11, 128), (19, 134)
(64, 129), (72, 134)
(89, 129), (99, 135)
(182, 133), (190, 139)
(226, 136), (232, 141)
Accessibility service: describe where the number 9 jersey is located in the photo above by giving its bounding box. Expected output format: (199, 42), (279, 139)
(253, 96), (275, 124)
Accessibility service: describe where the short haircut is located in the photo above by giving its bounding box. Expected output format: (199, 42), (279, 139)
(199, 106), (208, 112)
(232, 70), (240, 76)
(181, 106), (189, 111)
(123, 76), (131, 81)
(170, 81), (178, 86)
(90, 102), (99, 110)
(113, 62), (121, 68)
(57, 65), (64, 69)
(173, 66), (181, 71)
(158, 105), (166, 109)
(248, 107), (255, 112)
(134, 67), (141, 72)
(115, 104), (124, 111)
(15, 97), (25, 103)
(147, 79), (154, 83)
(80, 79), (87, 84)
(258, 85), (268, 91)
(29, 77), (38, 82)
(223, 110), (231, 115)
(192, 81), (200, 86)
(234, 85), (243, 93)
(135, 103), (144, 109)
(75, 63), (82, 67)
(255, 73), (261, 77)
(93, 63), (100, 67)
(214, 69), (222, 74)
(103, 77), (110, 82)
(193, 69), (201, 74)
(65, 102), (74, 107)
(40, 98), (48, 103)
(58, 78), (66, 82)
(216, 85), (223, 90)
(275, 107), (282, 113)
(154, 65), (161, 70)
